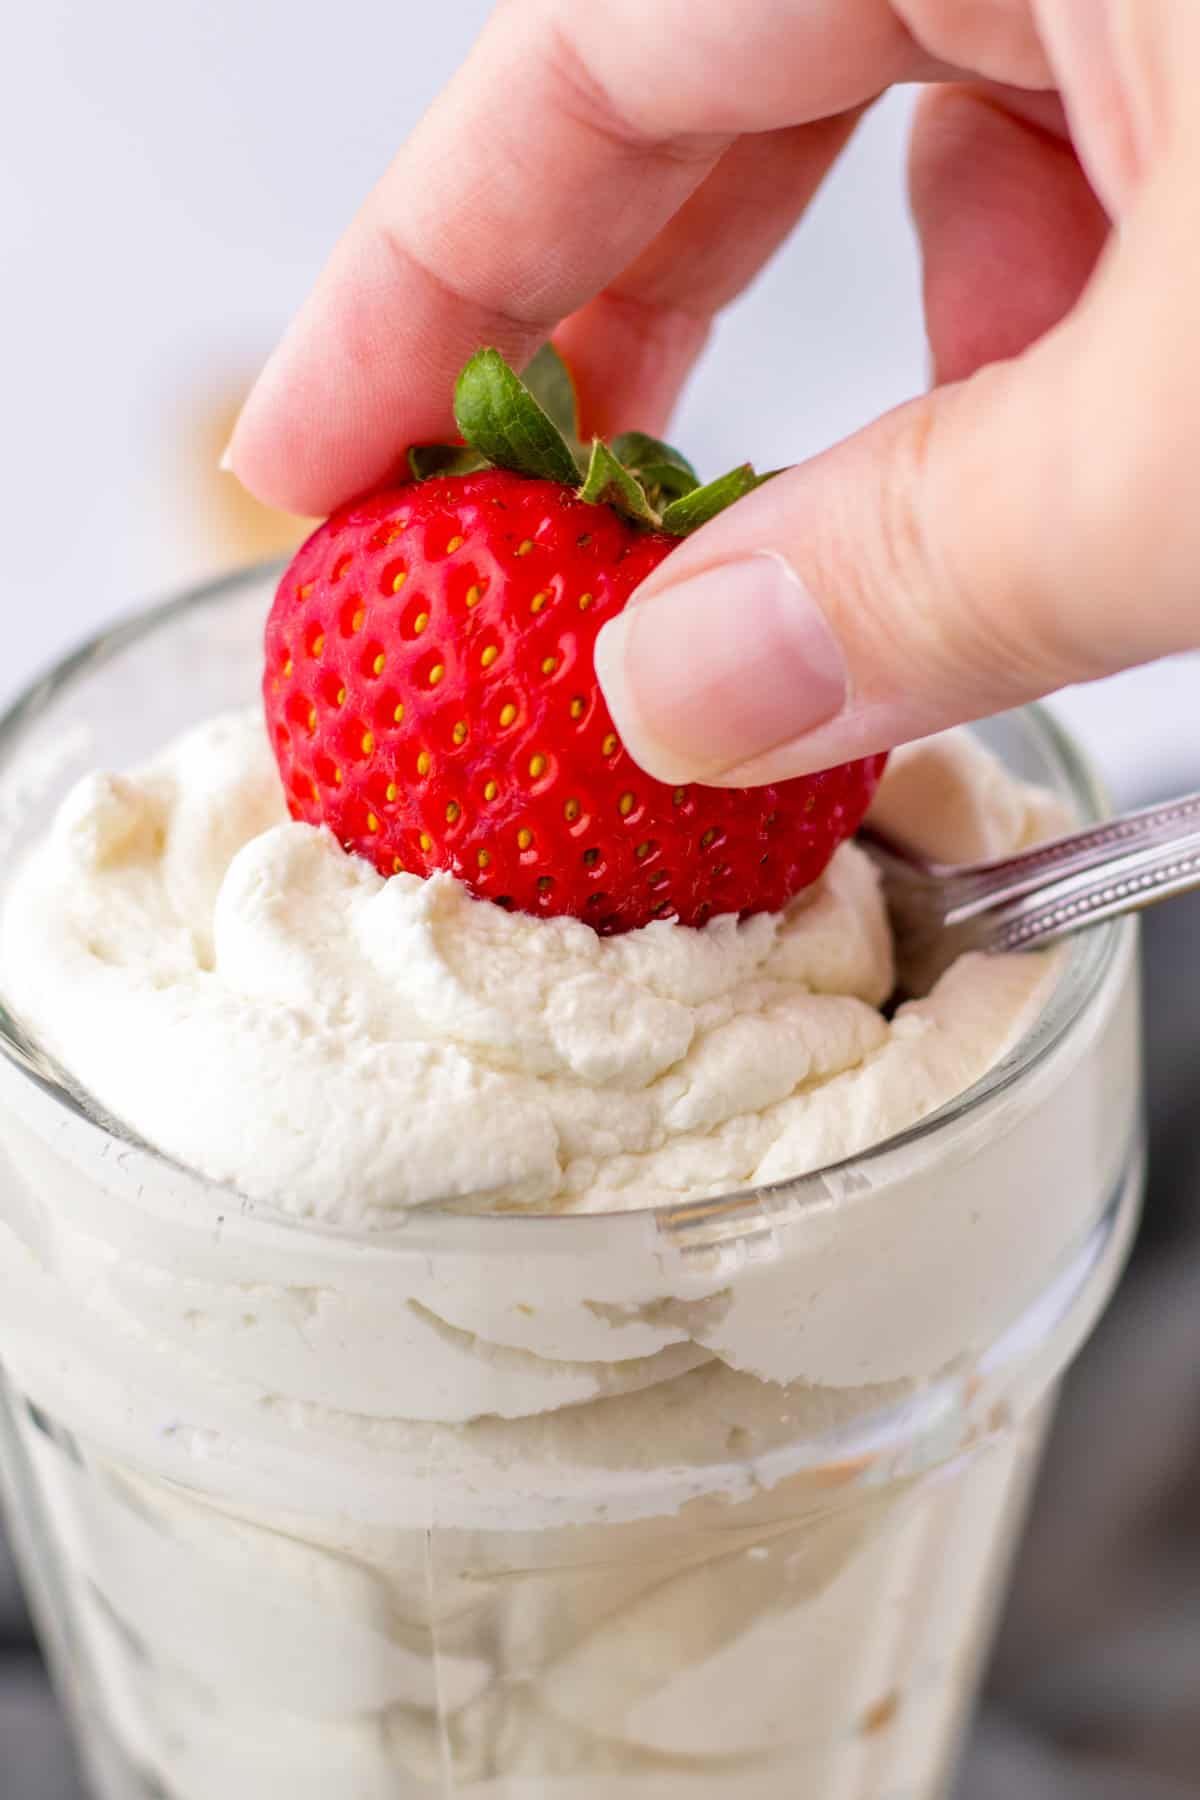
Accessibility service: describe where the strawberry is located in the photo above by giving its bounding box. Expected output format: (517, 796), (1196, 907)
(264, 348), (885, 934)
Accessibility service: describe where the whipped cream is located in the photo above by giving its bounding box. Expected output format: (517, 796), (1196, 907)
(0, 692), (1143, 1800)
(2, 713), (1064, 1222)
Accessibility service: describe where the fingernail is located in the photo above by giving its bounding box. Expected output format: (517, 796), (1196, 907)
(594, 552), (847, 785)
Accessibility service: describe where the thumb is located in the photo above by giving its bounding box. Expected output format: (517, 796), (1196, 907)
(594, 204), (1200, 787)
(590, 373), (1057, 785)
(594, 338), (1194, 786)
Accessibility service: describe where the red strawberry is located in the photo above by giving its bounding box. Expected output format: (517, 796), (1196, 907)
(264, 349), (885, 935)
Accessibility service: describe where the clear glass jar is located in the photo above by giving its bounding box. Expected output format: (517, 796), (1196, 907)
(0, 568), (1142, 1799)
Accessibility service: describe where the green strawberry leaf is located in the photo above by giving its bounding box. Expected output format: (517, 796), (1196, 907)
(659, 463), (769, 536)
(522, 343), (580, 443)
(407, 443), (490, 481)
(417, 349), (766, 533)
(454, 348), (582, 485)
(610, 432), (699, 503)
(579, 438), (661, 527)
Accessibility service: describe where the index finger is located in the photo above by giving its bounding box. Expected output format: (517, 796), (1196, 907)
(225, 0), (948, 515)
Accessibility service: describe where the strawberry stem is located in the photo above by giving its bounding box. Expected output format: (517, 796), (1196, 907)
(411, 346), (780, 536)
(454, 348), (582, 485)
(579, 439), (660, 525)
(609, 432), (698, 507)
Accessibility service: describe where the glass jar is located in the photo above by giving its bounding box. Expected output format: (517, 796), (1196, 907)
(0, 567), (1142, 1799)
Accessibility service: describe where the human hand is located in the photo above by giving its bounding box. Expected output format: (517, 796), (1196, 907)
(228, 1), (1199, 783)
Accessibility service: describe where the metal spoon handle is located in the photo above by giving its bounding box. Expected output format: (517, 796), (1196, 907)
(939, 789), (1200, 913)
(959, 802), (1200, 954)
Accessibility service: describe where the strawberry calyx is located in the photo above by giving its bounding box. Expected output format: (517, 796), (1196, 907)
(409, 346), (776, 535)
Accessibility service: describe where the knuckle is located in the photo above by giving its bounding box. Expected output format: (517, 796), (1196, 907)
(542, 0), (729, 155)
(1050, 257), (1200, 664)
(892, 0), (1048, 84)
(859, 387), (1091, 702)
(1059, 423), (1200, 664)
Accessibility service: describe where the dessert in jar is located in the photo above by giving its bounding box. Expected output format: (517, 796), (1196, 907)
(0, 352), (1142, 1799)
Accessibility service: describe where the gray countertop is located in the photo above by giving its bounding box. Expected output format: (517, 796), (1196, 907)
(3, 888), (1198, 1800)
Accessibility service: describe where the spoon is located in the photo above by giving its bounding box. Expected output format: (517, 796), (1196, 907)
(859, 789), (1200, 994)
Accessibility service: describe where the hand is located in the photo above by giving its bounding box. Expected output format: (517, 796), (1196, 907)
(228, 1), (1200, 783)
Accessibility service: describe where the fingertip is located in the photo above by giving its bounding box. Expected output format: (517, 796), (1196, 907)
(222, 330), (340, 516)
(597, 551), (849, 786)
(592, 607), (693, 784)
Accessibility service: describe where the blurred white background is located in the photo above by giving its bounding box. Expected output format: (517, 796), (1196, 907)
(4, 0), (1195, 805)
